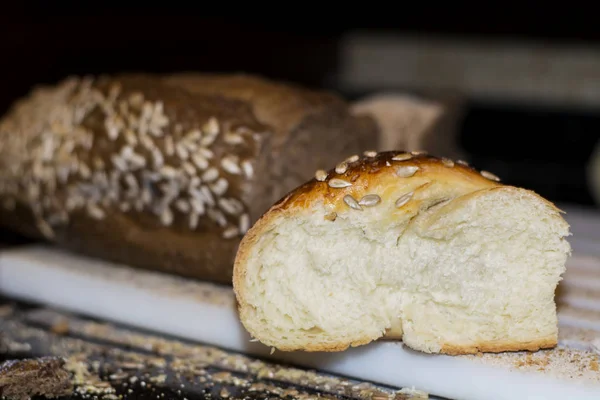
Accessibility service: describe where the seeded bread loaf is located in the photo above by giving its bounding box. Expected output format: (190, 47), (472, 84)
(0, 74), (378, 283)
(233, 151), (572, 354)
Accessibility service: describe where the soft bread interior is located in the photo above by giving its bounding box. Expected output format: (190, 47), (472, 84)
(239, 186), (571, 354)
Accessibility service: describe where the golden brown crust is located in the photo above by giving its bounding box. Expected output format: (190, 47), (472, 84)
(440, 336), (558, 356)
(0, 73), (378, 284)
(233, 150), (565, 354)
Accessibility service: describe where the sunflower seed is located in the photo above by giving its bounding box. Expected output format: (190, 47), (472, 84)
(395, 191), (414, 208)
(335, 162), (348, 174)
(396, 165), (419, 178)
(343, 194), (362, 210)
(315, 170), (328, 181)
(363, 150), (377, 157)
(392, 153), (412, 161)
(358, 194), (381, 207)
(442, 158), (455, 167)
(345, 154), (360, 163)
(481, 170), (501, 181)
(328, 178), (352, 188)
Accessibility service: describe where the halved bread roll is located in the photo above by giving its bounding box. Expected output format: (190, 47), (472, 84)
(233, 151), (572, 355)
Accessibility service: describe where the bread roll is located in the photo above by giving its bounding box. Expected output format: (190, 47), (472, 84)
(233, 151), (572, 355)
(0, 74), (378, 284)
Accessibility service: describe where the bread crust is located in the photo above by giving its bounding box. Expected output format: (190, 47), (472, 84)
(233, 151), (566, 354)
(0, 73), (378, 284)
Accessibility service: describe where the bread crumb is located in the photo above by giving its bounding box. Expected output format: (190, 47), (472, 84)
(50, 319), (69, 335)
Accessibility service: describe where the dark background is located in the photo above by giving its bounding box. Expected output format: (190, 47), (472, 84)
(1, 13), (599, 207)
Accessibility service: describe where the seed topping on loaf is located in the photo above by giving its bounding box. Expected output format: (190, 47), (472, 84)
(308, 151), (503, 215)
(0, 76), (263, 240)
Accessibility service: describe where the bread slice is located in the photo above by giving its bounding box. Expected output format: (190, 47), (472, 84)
(232, 151), (572, 355)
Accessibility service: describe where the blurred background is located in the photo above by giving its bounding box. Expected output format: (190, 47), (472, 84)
(1, 12), (600, 210)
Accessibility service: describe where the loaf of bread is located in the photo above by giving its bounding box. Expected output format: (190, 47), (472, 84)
(0, 74), (378, 283)
(350, 93), (465, 160)
(233, 151), (572, 355)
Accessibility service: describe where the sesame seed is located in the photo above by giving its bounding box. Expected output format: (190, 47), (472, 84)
(160, 165), (178, 178)
(151, 149), (164, 169)
(224, 132), (244, 145)
(396, 165), (419, 178)
(395, 191), (414, 208)
(442, 158), (455, 167)
(37, 220), (55, 238)
(457, 160), (469, 166)
(481, 170), (501, 181)
(335, 162), (348, 174)
(392, 153), (412, 161)
(363, 150), (377, 157)
(197, 148), (214, 159)
(411, 150), (428, 155)
(140, 135), (154, 150)
(125, 129), (137, 146)
(128, 92), (144, 108)
(209, 209), (227, 227)
(189, 176), (201, 188)
(201, 167), (218, 182)
(221, 156), (241, 175)
(129, 152), (146, 169)
(185, 129), (202, 141)
(203, 117), (219, 136)
(86, 202), (105, 220)
(182, 162), (196, 176)
(239, 213), (250, 233)
(345, 154), (360, 163)
(210, 178), (228, 196)
(191, 154), (209, 170)
(125, 173), (138, 191)
(165, 136), (175, 156)
(199, 185), (215, 207)
(343, 195), (362, 211)
(315, 170), (327, 181)
(219, 198), (243, 215)
(175, 142), (188, 160)
(79, 163), (91, 179)
(222, 227), (239, 239)
(189, 212), (199, 229)
(160, 208), (174, 226)
(175, 199), (190, 213)
(240, 160), (254, 179)
(111, 155), (127, 172)
(328, 178), (352, 188)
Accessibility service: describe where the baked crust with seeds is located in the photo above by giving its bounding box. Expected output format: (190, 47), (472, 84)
(233, 151), (572, 355)
(0, 73), (378, 284)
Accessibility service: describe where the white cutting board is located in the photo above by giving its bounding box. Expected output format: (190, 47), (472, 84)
(1, 205), (600, 400)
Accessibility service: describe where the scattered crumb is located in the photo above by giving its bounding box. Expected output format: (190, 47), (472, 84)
(50, 319), (70, 335)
